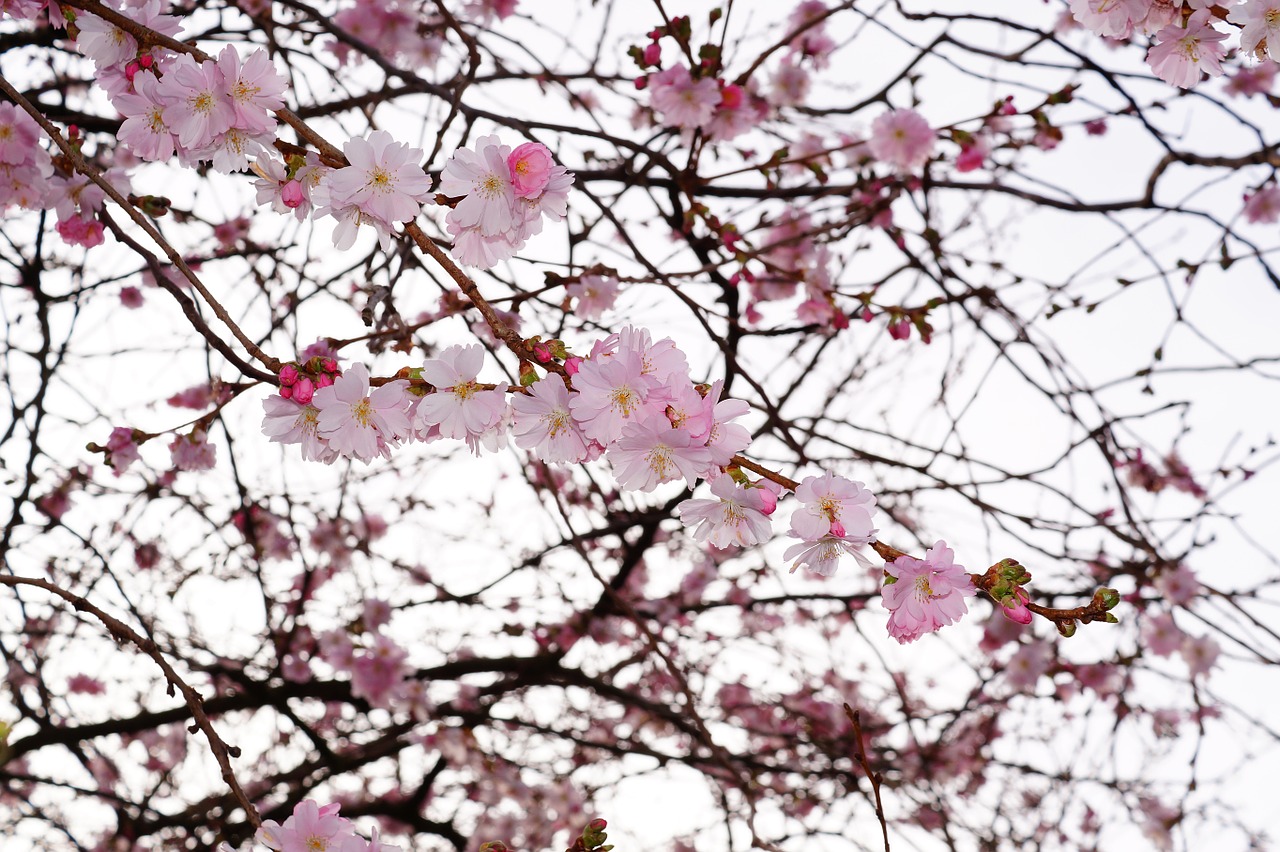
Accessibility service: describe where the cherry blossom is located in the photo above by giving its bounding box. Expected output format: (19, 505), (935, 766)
(323, 130), (431, 246)
(566, 273), (621, 320)
(312, 363), (411, 463)
(413, 344), (508, 443)
(676, 476), (774, 548)
(881, 541), (977, 644)
(507, 141), (554, 198)
(1146, 11), (1228, 89)
(648, 65), (722, 130)
(607, 412), (713, 491)
(510, 376), (591, 463)
(158, 54), (236, 150)
(789, 472), (876, 541)
(868, 108), (936, 173)
(1232, 0), (1280, 61)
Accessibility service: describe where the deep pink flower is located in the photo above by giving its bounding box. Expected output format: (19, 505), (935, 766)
(507, 141), (554, 198)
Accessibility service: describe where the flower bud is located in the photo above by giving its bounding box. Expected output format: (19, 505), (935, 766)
(278, 364), (299, 386)
(281, 179), (305, 209)
(292, 376), (315, 405)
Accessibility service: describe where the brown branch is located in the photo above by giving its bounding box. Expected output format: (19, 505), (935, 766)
(0, 73), (282, 377)
(0, 574), (261, 829)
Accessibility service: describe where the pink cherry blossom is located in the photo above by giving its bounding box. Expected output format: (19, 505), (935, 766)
(262, 395), (336, 463)
(168, 429), (216, 472)
(568, 350), (654, 444)
(1231, 0), (1280, 61)
(312, 363), (411, 463)
(649, 65), (722, 130)
(769, 60), (811, 107)
(438, 134), (517, 236)
(0, 101), (40, 165)
(105, 426), (140, 476)
(700, 380), (751, 467)
(507, 141), (554, 198)
(789, 472), (877, 541)
(881, 541), (977, 644)
(325, 130), (431, 227)
(158, 54), (236, 150)
(868, 108), (936, 172)
(256, 800), (355, 852)
(1224, 61), (1277, 98)
(1243, 184), (1280, 223)
(1146, 10), (1228, 89)
(1142, 612), (1184, 657)
(676, 476), (774, 548)
(566, 273), (620, 320)
(350, 634), (409, 707)
(1068, 0), (1141, 38)
(115, 71), (177, 161)
(783, 534), (873, 577)
(1179, 633), (1220, 678)
(607, 413), (714, 491)
(414, 344), (508, 442)
(510, 376), (590, 463)
(216, 45), (287, 135)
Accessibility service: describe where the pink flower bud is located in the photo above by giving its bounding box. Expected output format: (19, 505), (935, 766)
(532, 341), (553, 363)
(829, 519), (847, 538)
(643, 42), (661, 66)
(316, 372), (335, 388)
(138, 54), (154, 69)
(1001, 588), (1034, 624)
(125, 61), (140, 83)
(322, 358), (339, 374)
(292, 376), (315, 405)
(278, 364), (299, 386)
(280, 179), (305, 209)
(861, 306), (874, 323)
(888, 319), (912, 340)
(564, 356), (583, 375)
(279, 384), (293, 399)
(635, 75), (649, 90)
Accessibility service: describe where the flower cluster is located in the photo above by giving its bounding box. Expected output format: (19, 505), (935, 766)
(0, 102), (53, 214)
(106, 37), (288, 171)
(261, 326), (887, 576)
(881, 541), (977, 643)
(1067, 1), (1280, 89)
(437, 136), (573, 268)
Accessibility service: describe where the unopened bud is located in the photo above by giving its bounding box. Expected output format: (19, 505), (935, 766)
(292, 376), (315, 405)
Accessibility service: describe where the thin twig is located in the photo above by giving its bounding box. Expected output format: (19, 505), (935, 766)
(0, 573), (262, 828)
(844, 702), (891, 852)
